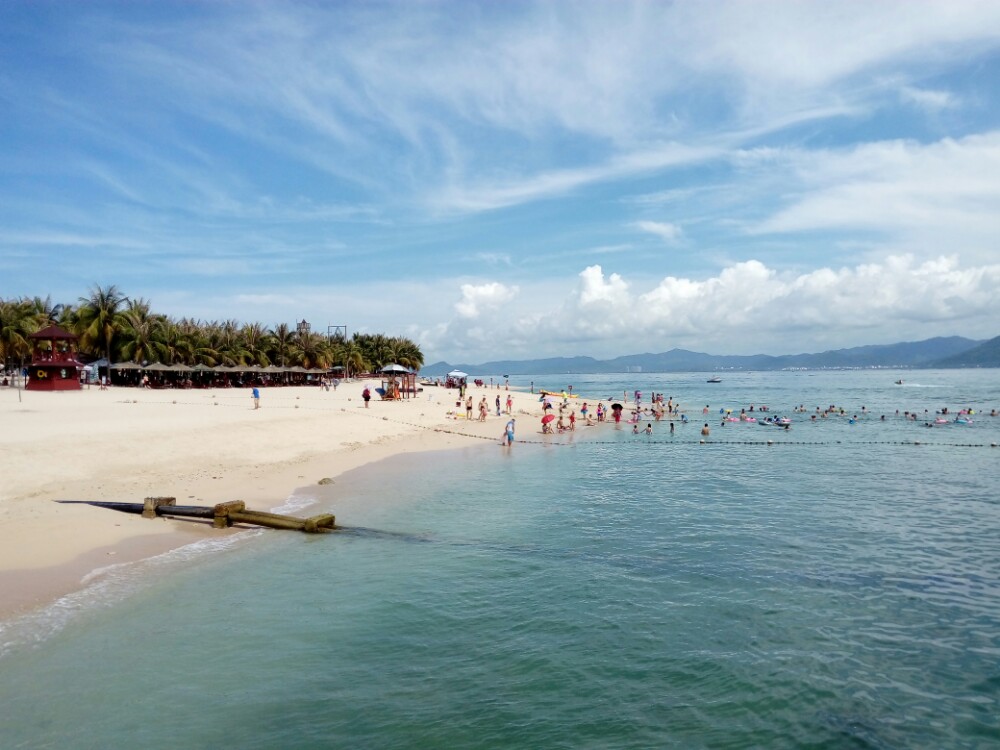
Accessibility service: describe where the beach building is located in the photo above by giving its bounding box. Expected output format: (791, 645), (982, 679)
(25, 325), (82, 391)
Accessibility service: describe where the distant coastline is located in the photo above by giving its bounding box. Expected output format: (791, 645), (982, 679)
(425, 334), (1000, 376)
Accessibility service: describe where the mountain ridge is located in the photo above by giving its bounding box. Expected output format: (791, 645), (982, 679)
(422, 335), (994, 375)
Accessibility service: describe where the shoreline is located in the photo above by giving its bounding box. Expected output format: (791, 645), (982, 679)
(0, 381), (535, 621)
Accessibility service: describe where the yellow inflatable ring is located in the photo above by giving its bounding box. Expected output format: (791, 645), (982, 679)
(37, 369), (47, 378)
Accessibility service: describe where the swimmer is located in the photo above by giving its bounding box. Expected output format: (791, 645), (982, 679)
(701, 423), (711, 436)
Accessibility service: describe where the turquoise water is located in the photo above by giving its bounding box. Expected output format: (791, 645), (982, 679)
(2, 370), (999, 748)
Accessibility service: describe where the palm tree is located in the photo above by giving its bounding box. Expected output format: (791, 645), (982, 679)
(0, 298), (34, 372)
(160, 320), (196, 365)
(392, 337), (424, 370)
(296, 331), (334, 369)
(75, 284), (128, 365)
(118, 301), (167, 363)
(340, 338), (368, 379)
(268, 323), (295, 367)
(242, 323), (271, 366)
(23, 295), (63, 327)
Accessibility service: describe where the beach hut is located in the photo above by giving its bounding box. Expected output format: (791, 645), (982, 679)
(25, 325), (82, 391)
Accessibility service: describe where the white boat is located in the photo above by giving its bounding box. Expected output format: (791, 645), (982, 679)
(706, 376), (722, 383)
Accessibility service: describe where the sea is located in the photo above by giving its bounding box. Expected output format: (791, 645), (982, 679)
(2, 369), (999, 749)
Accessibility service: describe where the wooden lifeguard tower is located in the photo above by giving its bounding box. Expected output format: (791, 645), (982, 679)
(26, 325), (83, 391)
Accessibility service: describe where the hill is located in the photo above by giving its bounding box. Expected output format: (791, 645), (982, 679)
(932, 335), (1000, 367)
(422, 336), (987, 375)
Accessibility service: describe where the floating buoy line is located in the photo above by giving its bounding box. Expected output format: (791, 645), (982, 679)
(112, 396), (1000, 450)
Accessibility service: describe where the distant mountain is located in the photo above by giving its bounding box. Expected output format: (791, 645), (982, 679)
(932, 335), (1000, 367)
(422, 336), (988, 375)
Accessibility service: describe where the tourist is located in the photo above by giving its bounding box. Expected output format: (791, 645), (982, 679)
(701, 423), (710, 436)
(362, 386), (370, 407)
(252, 386), (261, 410)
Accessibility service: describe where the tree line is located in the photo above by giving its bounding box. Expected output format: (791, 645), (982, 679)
(0, 284), (424, 374)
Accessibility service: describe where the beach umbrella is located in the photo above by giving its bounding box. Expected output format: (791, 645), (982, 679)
(382, 363), (409, 374)
(541, 414), (555, 424)
(611, 403), (623, 411)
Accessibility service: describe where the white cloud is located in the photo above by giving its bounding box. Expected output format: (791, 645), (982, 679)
(454, 282), (519, 319)
(423, 256), (1000, 361)
(744, 132), (1000, 263)
(632, 220), (682, 243)
(899, 85), (957, 111)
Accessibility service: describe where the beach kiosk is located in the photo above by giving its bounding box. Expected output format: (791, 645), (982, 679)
(25, 325), (83, 391)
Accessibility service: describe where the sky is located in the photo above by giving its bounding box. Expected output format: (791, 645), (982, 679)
(2, 1), (1000, 365)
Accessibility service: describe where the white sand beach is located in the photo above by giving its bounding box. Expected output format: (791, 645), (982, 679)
(0, 380), (536, 618)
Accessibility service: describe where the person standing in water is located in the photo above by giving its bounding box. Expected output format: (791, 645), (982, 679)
(503, 418), (516, 447)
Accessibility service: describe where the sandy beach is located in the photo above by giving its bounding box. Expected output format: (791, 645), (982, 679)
(0, 380), (535, 619)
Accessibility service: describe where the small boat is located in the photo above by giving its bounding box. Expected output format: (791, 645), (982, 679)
(706, 376), (722, 383)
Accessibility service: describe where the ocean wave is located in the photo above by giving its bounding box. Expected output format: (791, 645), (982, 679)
(0, 529), (262, 660)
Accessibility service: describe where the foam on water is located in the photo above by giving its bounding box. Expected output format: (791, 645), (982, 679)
(0, 529), (265, 659)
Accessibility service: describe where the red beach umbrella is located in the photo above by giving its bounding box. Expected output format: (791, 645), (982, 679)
(541, 414), (555, 424)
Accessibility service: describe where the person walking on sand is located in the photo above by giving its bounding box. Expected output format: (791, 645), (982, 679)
(466, 395), (473, 420)
(362, 386), (371, 408)
(505, 394), (513, 414)
(479, 397), (488, 421)
(252, 386), (261, 409)
(496, 394), (501, 417)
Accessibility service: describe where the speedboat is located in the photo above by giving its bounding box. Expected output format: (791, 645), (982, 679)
(706, 376), (722, 383)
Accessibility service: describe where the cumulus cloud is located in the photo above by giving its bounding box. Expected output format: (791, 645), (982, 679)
(454, 281), (519, 319)
(425, 257), (1000, 361)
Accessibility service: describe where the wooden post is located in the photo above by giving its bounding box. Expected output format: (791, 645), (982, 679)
(143, 496), (176, 519)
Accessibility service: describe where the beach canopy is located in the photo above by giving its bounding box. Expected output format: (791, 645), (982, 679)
(144, 362), (172, 371)
(447, 370), (468, 378)
(382, 363), (409, 373)
(111, 361), (143, 370)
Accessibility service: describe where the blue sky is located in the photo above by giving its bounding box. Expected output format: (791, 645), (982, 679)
(2, 1), (999, 364)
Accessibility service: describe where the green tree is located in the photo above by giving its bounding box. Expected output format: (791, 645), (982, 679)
(118, 299), (167, 363)
(0, 299), (34, 371)
(74, 284), (128, 364)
